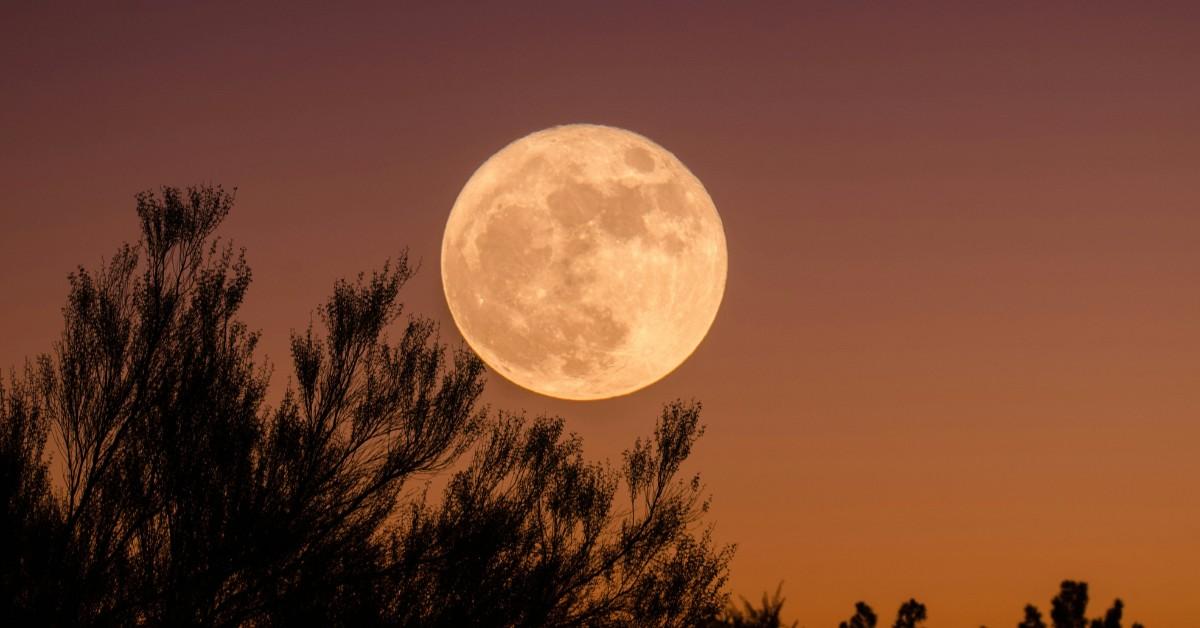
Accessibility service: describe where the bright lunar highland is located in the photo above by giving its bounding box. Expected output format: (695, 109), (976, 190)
(441, 124), (727, 400)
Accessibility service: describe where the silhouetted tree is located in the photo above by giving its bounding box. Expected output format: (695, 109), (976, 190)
(1020, 604), (1048, 628)
(1090, 599), (1123, 628)
(1023, 581), (1143, 628)
(835, 598), (924, 628)
(0, 373), (58, 624)
(384, 402), (731, 627)
(711, 583), (798, 628)
(893, 598), (927, 628)
(0, 185), (731, 627)
(1051, 581), (1090, 628)
(840, 601), (878, 628)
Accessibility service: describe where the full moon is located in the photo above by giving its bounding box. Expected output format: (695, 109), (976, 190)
(441, 124), (727, 400)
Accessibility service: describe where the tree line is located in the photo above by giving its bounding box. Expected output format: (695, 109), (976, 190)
(0, 186), (1144, 627)
(713, 580), (1142, 628)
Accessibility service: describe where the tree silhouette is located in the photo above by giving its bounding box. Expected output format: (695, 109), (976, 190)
(0, 373), (58, 625)
(833, 598), (928, 628)
(1090, 599), (1124, 628)
(1022, 581), (1143, 628)
(893, 598), (927, 628)
(1020, 604), (1048, 628)
(840, 601), (878, 628)
(1050, 581), (1090, 628)
(712, 583), (798, 628)
(385, 402), (732, 627)
(0, 185), (731, 626)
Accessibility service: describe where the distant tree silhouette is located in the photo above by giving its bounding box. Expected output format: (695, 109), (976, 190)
(893, 598), (927, 628)
(0, 185), (730, 626)
(1020, 604), (1048, 628)
(710, 583), (798, 628)
(1090, 599), (1125, 628)
(832, 598), (932, 628)
(840, 601), (878, 628)
(833, 598), (927, 628)
(702, 568), (1147, 628)
(1051, 581), (1090, 628)
(1021, 581), (1143, 628)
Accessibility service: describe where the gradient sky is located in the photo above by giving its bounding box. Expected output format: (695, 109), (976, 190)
(3, 3), (1198, 625)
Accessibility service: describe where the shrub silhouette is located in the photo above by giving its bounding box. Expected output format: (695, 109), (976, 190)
(835, 599), (924, 628)
(712, 583), (798, 628)
(0, 185), (731, 626)
(892, 598), (926, 628)
(1022, 580), (1143, 628)
(717, 580), (1145, 628)
(839, 601), (878, 628)
(1020, 604), (1048, 628)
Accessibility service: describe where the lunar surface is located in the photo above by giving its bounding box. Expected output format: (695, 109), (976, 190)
(441, 124), (727, 400)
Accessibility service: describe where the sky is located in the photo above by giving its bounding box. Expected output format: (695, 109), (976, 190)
(2, 2), (1198, 625)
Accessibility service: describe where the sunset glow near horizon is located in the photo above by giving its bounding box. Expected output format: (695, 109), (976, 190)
(2, 3), (1198, 625)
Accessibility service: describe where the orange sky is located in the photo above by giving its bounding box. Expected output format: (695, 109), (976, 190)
(2, 3), (1198, 625)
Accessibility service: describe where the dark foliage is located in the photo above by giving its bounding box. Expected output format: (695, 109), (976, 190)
(835, 599), (924, 628)
(0, 375), (58, 625)
(1020, 604), (1048, 628)
(718, 579), (1146, 628)
(712, 583), (798, 628)
(840, 601), (878, 628)
(386, 403), (732, 627)
(1022, 581), (1143, 628)
(0, 186), (730, 626)
(1051, 581), (1090, 628)
(893, 598), (926, 628)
